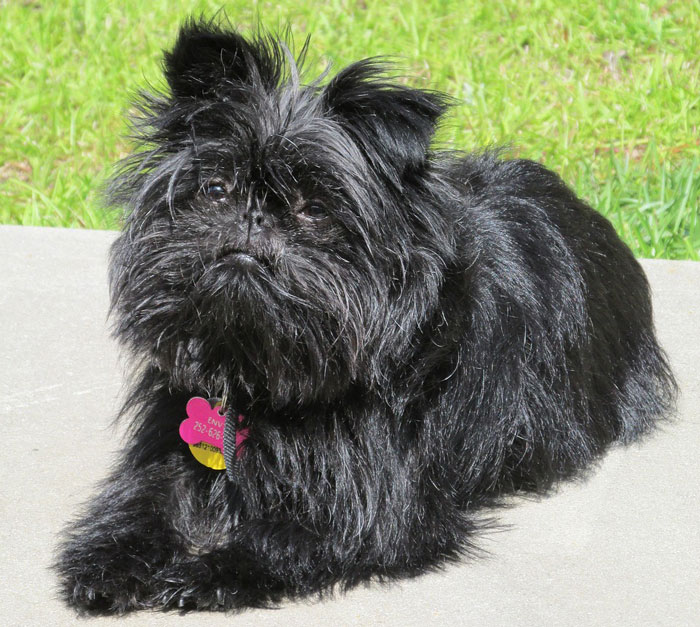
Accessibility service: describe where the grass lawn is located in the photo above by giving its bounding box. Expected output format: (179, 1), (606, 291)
(1, 0), (698, 259)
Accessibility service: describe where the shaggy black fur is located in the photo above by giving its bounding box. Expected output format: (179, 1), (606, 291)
(56, 19), (677, 614)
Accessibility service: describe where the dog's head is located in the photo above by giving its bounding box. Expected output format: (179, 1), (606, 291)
(109, 19), (455, 405)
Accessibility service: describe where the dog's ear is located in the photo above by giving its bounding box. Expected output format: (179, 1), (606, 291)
(163, 19), (281, 98)
(323, 60), (450, 177)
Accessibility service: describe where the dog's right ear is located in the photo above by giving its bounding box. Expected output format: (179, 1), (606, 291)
(322, 60), (449, 178)
(163, 19), (281, 98)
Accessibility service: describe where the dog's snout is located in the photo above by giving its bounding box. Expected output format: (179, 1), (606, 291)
(241, 205), (264, 227)
(238, 203), (273, 240)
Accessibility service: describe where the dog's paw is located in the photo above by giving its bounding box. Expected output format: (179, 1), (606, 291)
(151, 554), (284, 612)
(55, 535), (163, 614)
(150, 558), (246, 612)
(57, 534), (284, 613)
(58, 563), (151, 615)
(58, 562), (149, 615)
(61, 576), (143, 615)
(161, 581), (239, 612)
(59, 555), (258, 613)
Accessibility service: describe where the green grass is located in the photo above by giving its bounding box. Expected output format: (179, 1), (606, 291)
(1, 0), (698, 258)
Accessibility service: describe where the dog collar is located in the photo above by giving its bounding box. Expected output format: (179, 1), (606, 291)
(179, 397), (248, 471)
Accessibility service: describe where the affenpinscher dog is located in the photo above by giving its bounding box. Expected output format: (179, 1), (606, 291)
(57, 19), (676, 613)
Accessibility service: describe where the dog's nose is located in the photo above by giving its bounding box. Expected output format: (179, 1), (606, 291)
(239, 204), (271, 238)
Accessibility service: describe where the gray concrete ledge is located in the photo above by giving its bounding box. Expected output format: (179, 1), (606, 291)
(1, 225), (699, 626)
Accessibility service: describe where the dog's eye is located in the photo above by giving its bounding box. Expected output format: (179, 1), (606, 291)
(205, 184), (228, 202)
(297, 203), (326, 219)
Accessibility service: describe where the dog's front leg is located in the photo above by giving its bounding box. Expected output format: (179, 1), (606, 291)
(55, 379), (250, 614)
(56, 452), (219, 613)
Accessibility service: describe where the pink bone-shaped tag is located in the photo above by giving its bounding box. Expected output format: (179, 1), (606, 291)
(179, 397), (248, 457)
(179, 397), (226, 448)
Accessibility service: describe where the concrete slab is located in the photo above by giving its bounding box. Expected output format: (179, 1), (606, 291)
(1, 224), (698, 626)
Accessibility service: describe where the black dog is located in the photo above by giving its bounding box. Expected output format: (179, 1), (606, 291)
(56, 19), (676, 613)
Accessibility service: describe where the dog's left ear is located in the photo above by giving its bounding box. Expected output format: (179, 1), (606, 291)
(323, 60), (449, 177)
(163, 19), (281, 98)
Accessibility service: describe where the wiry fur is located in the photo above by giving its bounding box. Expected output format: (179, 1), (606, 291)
(56, 19), (676, 614)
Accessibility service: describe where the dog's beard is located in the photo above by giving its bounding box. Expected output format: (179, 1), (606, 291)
(110, 206), (409, 405)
